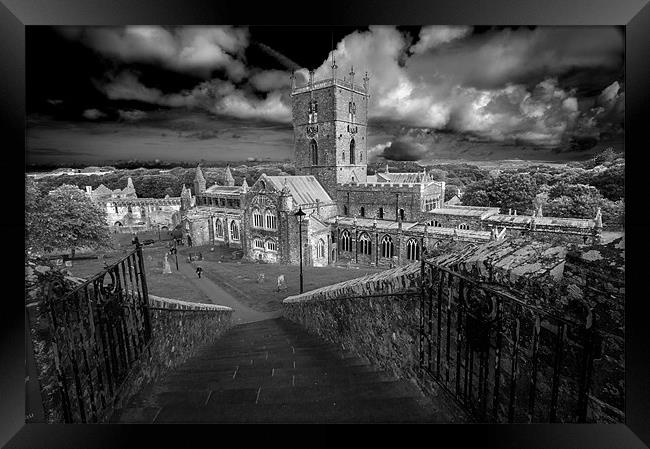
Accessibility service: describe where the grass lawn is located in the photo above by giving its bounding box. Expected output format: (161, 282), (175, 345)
(65, 235), (211, 304)
(178, 244), (386, 312)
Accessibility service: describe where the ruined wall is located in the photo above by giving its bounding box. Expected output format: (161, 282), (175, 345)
(282, 237), (624, 423)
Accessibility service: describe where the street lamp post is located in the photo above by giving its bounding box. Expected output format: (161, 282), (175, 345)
(294, 207), (306, 294)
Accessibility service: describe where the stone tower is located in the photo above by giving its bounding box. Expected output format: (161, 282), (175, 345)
(291, 66), (370, 197)
(224, 165), (235, 187)
(194, 164), (206, 195)
(180, 184), (192, 211)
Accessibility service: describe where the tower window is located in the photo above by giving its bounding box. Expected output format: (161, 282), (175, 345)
(378, 207), (384, 219)
(343, 205), (348, 216)
(350, 138), (356, 165)
(310, 139), (318, 165)
(360, 207), (365, 217)
(308, 100), (318, 123)
(348, 101), (356, 123)
(399, 209), (405, 221)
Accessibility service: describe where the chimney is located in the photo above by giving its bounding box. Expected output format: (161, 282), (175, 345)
(85, 186), (92, 195)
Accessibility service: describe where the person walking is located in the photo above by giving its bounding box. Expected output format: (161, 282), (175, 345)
(196, 266), (203, 278)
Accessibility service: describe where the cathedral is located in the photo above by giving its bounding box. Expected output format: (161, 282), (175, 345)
(178, 67), (603, 268)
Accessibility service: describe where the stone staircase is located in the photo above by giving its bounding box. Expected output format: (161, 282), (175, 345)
(111, 318), (442, 423)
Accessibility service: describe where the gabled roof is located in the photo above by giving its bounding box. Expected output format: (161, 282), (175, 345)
(264, 175), (333, 205)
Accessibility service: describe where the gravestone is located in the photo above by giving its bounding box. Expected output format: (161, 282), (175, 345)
(163, 254), (172, 274)
(257, 273), (265, 284)
(64, 260), (73, 268)
(276, 274), (287, 292)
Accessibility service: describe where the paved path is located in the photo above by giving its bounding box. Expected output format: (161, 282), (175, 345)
(177, 260), (278, 325)
(112, 318), (443, 423)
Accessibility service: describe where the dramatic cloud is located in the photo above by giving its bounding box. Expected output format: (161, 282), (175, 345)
(100, 71), (291, 122)
(118, 109), (148, 121)
(410, 26), (472, 54)
(82, 108), (106, 120)
(376, 139), (428, 161)
(304, 26), (623, 153)
(61, 26), (250, 80)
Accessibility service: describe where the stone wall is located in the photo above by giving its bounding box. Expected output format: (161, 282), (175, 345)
(282, 237), (624, 423)
(25, 261), (233, 423)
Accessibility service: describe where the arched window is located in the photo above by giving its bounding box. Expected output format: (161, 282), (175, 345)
(360, 207), (365, 217)
(378, 207), (384, 219)
(340, 229), (351, 252)
(381, 235), (394, 258)
(265, 209), (277, 230)
(406, 238), (420, 261)
(310, 139), (318, 165)
(358, 232), (371, 255)
(399, 209), (405, 221)
(114, 221), (123, 227)
(309, 100), (318, 123)
(253, 208), (263, 228)
(317, 239), (325, 258)
(343, 205), (348, 216)
(458, 223), (469, 230)
(266, 239), (277, 251)
(348, 101), (356, 123)
(254, 238), (265, 249)
(430, 220), (442, 227)
(350, 138), (356, 164)
(215, 218), (224, 238)
(230, 221), (240, 241)
(259, 180), (266, 190)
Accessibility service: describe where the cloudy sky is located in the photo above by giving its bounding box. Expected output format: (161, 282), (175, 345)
(26, 26), (624, 165)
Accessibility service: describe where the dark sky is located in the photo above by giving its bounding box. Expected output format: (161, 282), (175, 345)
(26, 26), (625, 166)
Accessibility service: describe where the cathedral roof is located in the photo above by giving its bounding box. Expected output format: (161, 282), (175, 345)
(376, 172), (427, 184)
(265, 176), (333, 206)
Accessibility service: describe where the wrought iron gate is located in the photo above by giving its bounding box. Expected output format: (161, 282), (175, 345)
(43, 245), (152, 422)
(419, 259), (600, 423)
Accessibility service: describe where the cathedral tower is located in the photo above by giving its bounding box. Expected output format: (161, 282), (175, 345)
(194, 164), (206, 195)
(291, 65), (370, 196)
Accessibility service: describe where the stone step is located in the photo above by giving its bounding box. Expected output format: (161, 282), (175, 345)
(114, 318), (435, 423)
(147, 397), (436, 423)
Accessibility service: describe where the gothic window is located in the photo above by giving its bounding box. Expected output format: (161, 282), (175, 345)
(381, 235), (394, 258)
(340, 229), (351, 252)
(399, 209), (405, 221)
(378, 207), (384, 219)
(308, 100), (318, 123)
(310, 139), (318, 165)
(350, 138), (356, 164)
(215, 218), (224, 239)
(114, 205), (118, 213)
(360, 207), (365, 217)
(266, 239), (277, 251)
(265, 210), (277, 230)
(253, 208), (263, 228)
(317, 239), (325, 258)
(343, 205), (348, 216)
(254, 238), (265, 249)
(127, 204), (132, 213)
(348, 101), (356, 123)
(458, 223), (469, 230)
(358, 232), (371, 255)
(430, 220), (442, 227)
(230, 221), (240, 241)
(406, 238), (420, 261)
(259, 180), (266, 190)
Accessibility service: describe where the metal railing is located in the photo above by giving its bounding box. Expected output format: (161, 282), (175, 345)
(42, 244), (152, 422)
(419, 259), (601, 423)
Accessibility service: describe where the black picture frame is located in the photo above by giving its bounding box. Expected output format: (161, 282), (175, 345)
(4, 0), (649, 447)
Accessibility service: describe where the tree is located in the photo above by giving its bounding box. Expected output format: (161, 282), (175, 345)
(461, 180), (491, 207)
(28, 184), (111, 257)
(489, 172), (538, 214)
